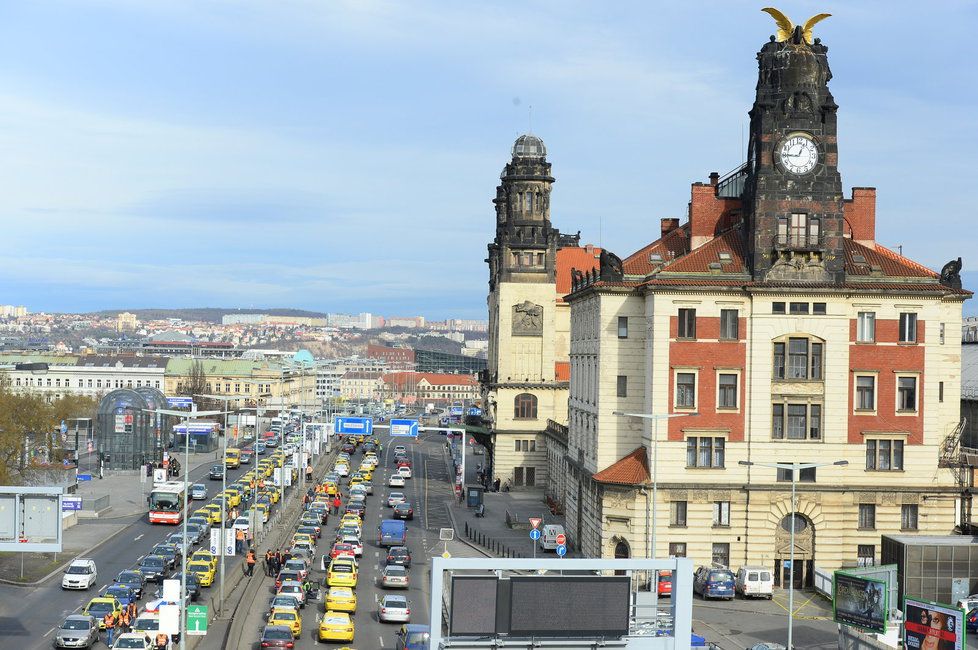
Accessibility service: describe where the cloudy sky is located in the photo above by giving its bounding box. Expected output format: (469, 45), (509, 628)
(2, 1), (976, 319)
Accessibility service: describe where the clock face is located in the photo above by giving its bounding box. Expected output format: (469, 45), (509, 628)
(778, 134), (819, 175)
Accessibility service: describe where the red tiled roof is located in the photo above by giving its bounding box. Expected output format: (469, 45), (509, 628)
(592, 446), (649, 485)
(658, 229), (748, 275)
(622, 225), (690, 275)
(640, 278), (970, 295)
(554, 361), (570, 381)
(844, 240), (938, 278)
(381, 371), (477, 387)
(556, 246), (601, 296)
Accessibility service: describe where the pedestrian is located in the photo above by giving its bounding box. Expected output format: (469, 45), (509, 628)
(247, 529), (255, 549)
(245, 549), (256, 576)
(235, 527), (245, 554)
(118, 607), (130, 634)
(332, 496), (341, 515)
(127, 601), (137, 625)
(104, 612), (116, 646)
(273, 550), (282, 574)
(264, 550), (273, 576)
(283, 549), (292, 564)
(155, 632), (168, 650)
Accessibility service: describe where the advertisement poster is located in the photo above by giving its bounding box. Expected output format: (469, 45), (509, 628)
(905, 598), (965, 650)
(833, 570), (888, 634)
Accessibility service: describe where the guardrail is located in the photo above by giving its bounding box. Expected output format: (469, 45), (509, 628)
(463, 522), (526, 558)
(81, 495), (110, 511)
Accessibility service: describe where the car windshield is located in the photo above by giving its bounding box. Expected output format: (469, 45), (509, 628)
(331, 564), (353, 573)
(62, 619), (91, 630)
(142, 558), (164, 567)
(385, 597), (407, 607)
(709, 571), (733, 582)
(273, 597), (298, 608)
(134, 618), (158, 631)
(386, 566), (406, 575)
(66, 565), (91, 574)
(324, 616), (348, 625)
(86, 602), (113, 615)
(106, 587), (128, 597)
(407, 632), (430, 642)
(118, 572), (139, 582)
(149, 492), (180, 511)
(264, 627), (292, 640)
(274, 611), (297, 621)
(115, 638), (148, 648)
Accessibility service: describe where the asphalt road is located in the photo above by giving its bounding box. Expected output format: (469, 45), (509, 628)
(238, 430), (451, 649)
(0, 452), (266, 650)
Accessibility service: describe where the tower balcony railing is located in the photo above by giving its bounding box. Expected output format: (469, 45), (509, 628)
(774, 232), (824, 251)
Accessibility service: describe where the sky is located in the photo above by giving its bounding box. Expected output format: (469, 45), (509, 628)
(1, 0), (976, 319)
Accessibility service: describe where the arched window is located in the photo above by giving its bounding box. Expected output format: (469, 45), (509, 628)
(514, 393), (538, 419)
(614, 539), (630, 559)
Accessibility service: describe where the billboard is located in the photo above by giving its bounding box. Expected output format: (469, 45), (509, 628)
(904, 598), (965, 650)
(833, 570), (888, 634)
(508, 576), (630, 638)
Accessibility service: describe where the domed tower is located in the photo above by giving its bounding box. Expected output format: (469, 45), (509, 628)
(744, 19), (845, 283)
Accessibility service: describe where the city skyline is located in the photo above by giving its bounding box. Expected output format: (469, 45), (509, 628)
(2, 1), (975, 318)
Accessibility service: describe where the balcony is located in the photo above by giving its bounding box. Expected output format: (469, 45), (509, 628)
(774, 232), (824, 251)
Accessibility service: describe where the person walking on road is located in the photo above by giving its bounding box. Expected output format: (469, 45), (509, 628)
(104, 612), (116, 646)
(264, 550), (273, 576)
(235, 527), (245, 554)
(154, 632), (168, 650)
(332, 495), (341, 515)
(245, 549), (256, 576)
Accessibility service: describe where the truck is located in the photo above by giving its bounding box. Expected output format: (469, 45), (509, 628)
(378, 519), (407, 547)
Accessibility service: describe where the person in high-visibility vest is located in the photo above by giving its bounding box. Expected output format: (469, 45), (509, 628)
(154, 632), (168, 650)
(104, 612), (116, 646)
(118, 608), (130, 634)
(245, 549), (256, 576)
(235, 527), (245, 554)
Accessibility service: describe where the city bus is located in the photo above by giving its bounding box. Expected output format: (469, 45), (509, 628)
(225, 447), (241, 469)
(148, 481), (187, 524)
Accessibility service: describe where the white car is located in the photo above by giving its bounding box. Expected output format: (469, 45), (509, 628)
(397, 466), (413, 479)
(130, 613), (161, 635)
(341, 534), (363, 557)
(62, 558), (97, 590)
(232, 516), (250, 535)
(334, 464), (350, 477)
(388, 475), (406, 488)
(379, 594), (411, 623)
(387, 492), (406, 508)
(958, 595), (978, 612)
(111, 632), (153, 649)
(393, 445), (407, 455)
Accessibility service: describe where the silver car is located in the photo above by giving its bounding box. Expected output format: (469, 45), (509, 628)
(381, 564), (410, 589)
(53, 614), (99, 648)
(379, 594), (410, 623)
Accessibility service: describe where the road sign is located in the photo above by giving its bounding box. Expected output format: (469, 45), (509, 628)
(334, 416), (373, 435)
(62, 496), (82, 512)
(442, 551), (452, 559)
(555, 533), (567, 546)
(439, 528), (455, 542)
(186, 604), (208, 635)
(529, 529), (541, 541)
(390, 419), (419, 437)
(528, 517), (543, 530)
(556, 544), (567, 557)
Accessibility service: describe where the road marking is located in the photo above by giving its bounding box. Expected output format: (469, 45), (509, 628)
(43, 627), (56, 637)
(134, 534), (144, 541)
(379, 635), (385, 647)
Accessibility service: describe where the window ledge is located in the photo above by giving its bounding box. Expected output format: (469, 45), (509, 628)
(854, 340), (876, 345)
(896, 410), (918, 416)
(685, 466), (726, 470)
(900, 528), (919, 533)
(897, 342), (918, 346)
(669, 524), (687, 529)
(716, 406), (739, 412)
(857, 527), (877, 532)
(712, 524), (731, 529)
(865, 468), (905, 473)
(676, 337), (697, 342)
(854, 409), (877, 415)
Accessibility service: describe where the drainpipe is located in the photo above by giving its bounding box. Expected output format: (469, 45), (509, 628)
(644, 293), (655, 566)
(743, 289), (753, 566)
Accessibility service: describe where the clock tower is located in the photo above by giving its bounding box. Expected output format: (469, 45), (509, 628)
(744, 24), (845, 283)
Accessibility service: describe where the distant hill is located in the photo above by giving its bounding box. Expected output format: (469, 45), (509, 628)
(85, 308), (329, 323)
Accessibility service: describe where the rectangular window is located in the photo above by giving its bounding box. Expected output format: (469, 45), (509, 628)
(712, 501), (730, 527)
(776, 465), (816, 482)
(617, 375), (627, 398)
(773, 342), (785, 379)
(866, 439), (903, 471)
(686, 436), (724, 468)
(789, 302), (810, 315)
(670, 501), (687, 527)
(617, 316), (628, 338)
(720, 309), (739, 340)
(787, 338), (809, 379)
(939, 381), (944, 403)
(858, 545), (876, 567)
(669, 543), (687, 558)
(514, 467), (524, 487)
(899, 313), (918, 343)
(940, 323), (946, 345)
(858, 504), (876, 530)
(712, 543), (730, 568)
(515, 440), (522, 452)
(857, 312), (876, 342)
(898, 377), (918, 412)
(772, 302), (786, 314)
(678, 309), (696, 339)
(718, 374), (738, 408)
(772, 404), (784, 439)
(809, 404), (821, 439)
(813, 302), (826, 315)
(901, 504), (919, 531)
(787, 404), (807, 439)
(810, 342), (822, 380)
(529, 439), (536, 452)
(526, 467), (536, 486)
(676, 373), (695, 408)
(856, 376), (876, 410)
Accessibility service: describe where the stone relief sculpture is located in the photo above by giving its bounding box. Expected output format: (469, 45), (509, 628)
(512, 301), (544, 336)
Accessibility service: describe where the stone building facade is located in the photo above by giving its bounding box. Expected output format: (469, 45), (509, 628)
(559, 23), (970, 583)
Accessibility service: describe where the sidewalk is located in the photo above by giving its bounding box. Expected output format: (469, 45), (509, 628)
(445, 438), (570, 560)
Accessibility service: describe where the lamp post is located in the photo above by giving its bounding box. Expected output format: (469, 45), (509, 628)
(144, 406), (221, 650)
(739, 459), (848, 650)
(613, 411), (697, 561)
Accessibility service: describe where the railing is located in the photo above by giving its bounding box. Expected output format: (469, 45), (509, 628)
(463, 522), (526, 559)
(716, 162), (748, 199)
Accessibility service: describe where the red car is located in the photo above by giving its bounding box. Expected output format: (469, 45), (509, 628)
(275, 569), (301, 590)
(330, 543), (355, 560)
(657, 571), (672, 597)
(396, 458), (412, 469)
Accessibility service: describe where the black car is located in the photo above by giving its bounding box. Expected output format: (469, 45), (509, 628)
(344, 502), (366, 518)
(240, 451), (253, 464)
(393, 502), (414, 520)
(114, 570), (145, 598)
(341, 443), (356, 455)
(166, 572), (201, 601)
(138, 555), (168, 583)
(208, 465), (223, 480)
(152, 543), (182, 569)
(386, 546), (412, 568)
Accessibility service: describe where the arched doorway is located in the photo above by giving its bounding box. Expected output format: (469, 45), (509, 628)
(774, 513), (815, 588)
(613, 539), (630, 576)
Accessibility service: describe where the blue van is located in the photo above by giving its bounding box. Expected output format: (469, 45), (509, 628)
(379, 519), (407, 547)
(693, 567), (735, 600)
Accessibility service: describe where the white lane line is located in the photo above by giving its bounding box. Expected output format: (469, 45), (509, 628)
(134, 534), (144, 541)
(379, 635), (385, 647)
(43, 627), (56, 637)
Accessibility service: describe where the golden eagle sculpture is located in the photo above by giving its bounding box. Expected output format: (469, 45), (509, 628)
(761, 7), (831, 44)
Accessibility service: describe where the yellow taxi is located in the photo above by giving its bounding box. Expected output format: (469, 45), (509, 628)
(325, 587), (357, 613)
(318, 612), (355, 643)
(186, 560), (216, 586)
(254, 503), (270, 522)
(359, 459), (376, 472)
(268, 607), (302, 637)
(202, 504), (224, 524)
(356, 469), (373, 482)
(193, 508), (218, 525)
(292, 533), (315, 548)
(340, 513), (362, 528)
(191, 549), (218, 572)
(348, 476), (364, 490)
(324, 482), (339, 496)
(221, 488), (241, 508)
(326, 558), (358, 588)
(82, 596), (123, 628)
(260, 489), (279, 504)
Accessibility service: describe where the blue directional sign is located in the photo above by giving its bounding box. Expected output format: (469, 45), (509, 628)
(529, 528), (541, 541)
(450, 406), (463, 416)
(166, 396), (193, 409)
(334, 416), (373, 436)
(556, 544), (567, 557)
(389, 419), (419, 438)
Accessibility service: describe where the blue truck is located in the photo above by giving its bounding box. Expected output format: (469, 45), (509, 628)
(379, 519), (407, 547)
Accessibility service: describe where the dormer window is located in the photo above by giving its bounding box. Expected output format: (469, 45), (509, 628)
(649, 253), (663, 263)
(718, 251), (732, 262)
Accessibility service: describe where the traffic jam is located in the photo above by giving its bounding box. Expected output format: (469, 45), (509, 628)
(53, 421), (302, 650)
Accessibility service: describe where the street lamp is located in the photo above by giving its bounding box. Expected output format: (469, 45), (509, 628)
(739, 459), (848, 650)
(613, 411), (697, 560)
(144, 406), (221, 650)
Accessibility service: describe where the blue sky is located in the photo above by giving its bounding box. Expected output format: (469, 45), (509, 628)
(1, 1), (976, 319)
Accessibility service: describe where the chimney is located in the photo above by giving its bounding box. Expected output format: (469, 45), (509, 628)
(660, 218), (680, 238)
(585, 243), (594, 254)
(845, 187), (877, 248)
(709, 171), (719, 187)
(689, 183), (728, 250)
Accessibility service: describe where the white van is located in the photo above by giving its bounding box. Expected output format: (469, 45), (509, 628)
(62, 558), (97, 590)
(538, 524), (566, 551)
(735, 565), (774, 599)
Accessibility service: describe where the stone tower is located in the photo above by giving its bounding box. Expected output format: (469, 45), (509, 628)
(744, 28), (845, 283)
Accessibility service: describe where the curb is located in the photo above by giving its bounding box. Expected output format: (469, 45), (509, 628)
(445, 505), (492, 558)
